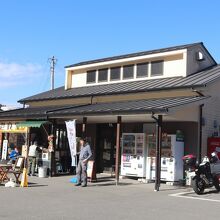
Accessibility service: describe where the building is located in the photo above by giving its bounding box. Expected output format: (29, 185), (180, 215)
(0, 42), (220, 179)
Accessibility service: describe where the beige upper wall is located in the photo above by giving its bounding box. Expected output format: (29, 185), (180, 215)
(65, 44), (216, 90)
(65, 49), (187, 89)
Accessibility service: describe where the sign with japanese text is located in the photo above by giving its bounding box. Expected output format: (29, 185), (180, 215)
(65, 120), (77, 166)
(2, 139), (8, 160)
(0, 123), (27, 133)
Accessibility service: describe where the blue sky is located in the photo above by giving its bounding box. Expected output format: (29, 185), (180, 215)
(0, 0), (220, 106)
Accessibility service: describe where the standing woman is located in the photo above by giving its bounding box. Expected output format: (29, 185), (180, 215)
(75, 138), (92, 187)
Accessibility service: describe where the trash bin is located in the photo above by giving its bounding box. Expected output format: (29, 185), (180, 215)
(38, 166), (48, 178)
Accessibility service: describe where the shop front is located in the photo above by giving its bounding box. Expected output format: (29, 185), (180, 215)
(0, 121), (54, 177)
(0, 95), (206, 188)
(45, 95), (204, 188)
(0, 123), (27, 160)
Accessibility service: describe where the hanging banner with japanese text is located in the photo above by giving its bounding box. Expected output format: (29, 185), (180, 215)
(65, 120), (77, 166)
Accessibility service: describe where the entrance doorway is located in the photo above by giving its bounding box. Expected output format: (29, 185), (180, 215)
(54, 125), (72, 174)
(96, 124), (116, 173)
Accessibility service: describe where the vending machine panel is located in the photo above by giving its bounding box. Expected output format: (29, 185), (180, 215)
(146, 134), (184, 182)
(121, 133), (146, 177)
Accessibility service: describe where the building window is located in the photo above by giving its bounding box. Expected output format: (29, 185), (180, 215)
(151, 60), (164, 76)
(110, 67), (121, 81)
(123, 65), (134, 79)
(86, 70), (96, 84)
(136, 62), (148, 78)
(98, 68), (108, 82)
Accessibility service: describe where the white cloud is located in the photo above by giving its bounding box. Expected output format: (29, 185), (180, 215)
(0, 61), (43, 88)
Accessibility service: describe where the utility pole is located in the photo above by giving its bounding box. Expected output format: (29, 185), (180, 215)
(49, 56), (57, 90)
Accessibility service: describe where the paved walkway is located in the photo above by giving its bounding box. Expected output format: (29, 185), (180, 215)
(0, 174), (219, 220)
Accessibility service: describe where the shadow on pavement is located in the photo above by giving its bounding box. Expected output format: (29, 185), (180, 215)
(178, 189), (220, 197)
(196, 189), (219, 195)
(158, 186), (189, 192)
(86, 175), (135, 187)
(26, 182), (48, 187)
(0, 182), (48, 188)
(95, 176), (115, 183)
(91, 182), (133, 187)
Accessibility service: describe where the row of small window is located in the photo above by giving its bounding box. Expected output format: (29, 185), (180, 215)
(86, 60), (164, 84)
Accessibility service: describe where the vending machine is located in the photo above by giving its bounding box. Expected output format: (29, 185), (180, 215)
(146, 134), (184, 182)
(120, 133), (147, 177)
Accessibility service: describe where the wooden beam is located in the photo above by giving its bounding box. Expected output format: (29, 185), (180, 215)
(115, 116), (121, 185)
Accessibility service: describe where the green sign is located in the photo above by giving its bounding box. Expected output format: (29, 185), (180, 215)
(176, 130), (184, 142)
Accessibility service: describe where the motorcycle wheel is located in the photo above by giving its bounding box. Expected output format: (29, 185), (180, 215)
(213, 176), (220, 191)
(192, 177), (205, 195)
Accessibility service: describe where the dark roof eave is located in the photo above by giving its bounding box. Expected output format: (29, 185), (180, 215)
(0, 116), (47, 120)
(199, 42), (217, 66)
(47, 108), (169, 117)
(18, 84), (204, 104)
(46, 96), (208, 118)
(0, 108), (49, 120)
(0, 96), (208, 121)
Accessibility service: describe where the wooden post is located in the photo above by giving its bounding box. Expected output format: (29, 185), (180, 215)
(82, 117), (87, 138)
(25, 127), (30, 169)
(0, 132), (2, 153)
(155, 115), (162, 191)
(50, 121), (56, 177)
(115, 116), (121, 185)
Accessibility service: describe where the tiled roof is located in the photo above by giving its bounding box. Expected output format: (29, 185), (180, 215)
(0, 105), (78, 120)
(0, 96), (208, 120)
(65, 42), (212, 68)
(19, 64), (220, 103)
(47, 96), (207, 116)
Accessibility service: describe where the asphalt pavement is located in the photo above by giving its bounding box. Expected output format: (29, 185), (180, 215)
(0, 174), (219, 220)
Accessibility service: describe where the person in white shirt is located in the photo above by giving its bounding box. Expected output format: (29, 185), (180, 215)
(28, 141), (41, 176)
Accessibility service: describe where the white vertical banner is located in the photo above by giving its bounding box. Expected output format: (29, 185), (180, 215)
(2, 139), (8, 160)
(65, 120), (77, 166)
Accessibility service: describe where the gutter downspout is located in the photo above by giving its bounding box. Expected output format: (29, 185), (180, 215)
(91, 96), (94, 105)
(198, 104), (204, 163)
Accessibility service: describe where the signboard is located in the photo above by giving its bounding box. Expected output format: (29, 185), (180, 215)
(65, 120), (77, 166)
(176, 130), (184, 142)
(2, 139), (8, 160)
(22, 145), (28, 158)
(87, 160), (96, 182)
(0, 123), (27, 133)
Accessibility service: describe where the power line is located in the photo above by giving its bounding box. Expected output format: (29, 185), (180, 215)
(48, 56), (57, 90)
